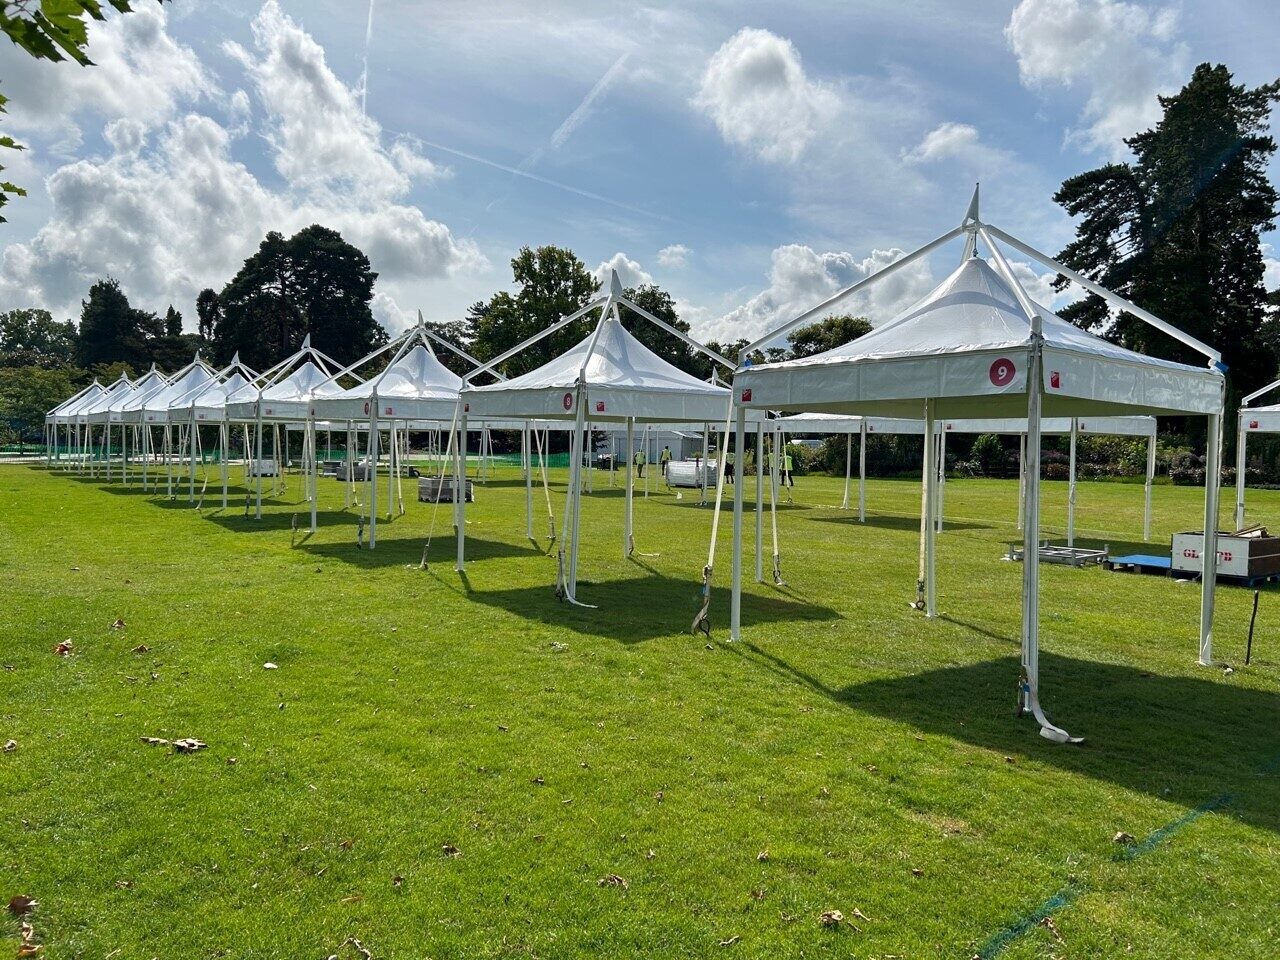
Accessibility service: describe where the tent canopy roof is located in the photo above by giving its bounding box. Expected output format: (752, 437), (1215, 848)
(313, 343), (463, 422)
(736, 256), (1222, 420)
(464, 313), (734, 423)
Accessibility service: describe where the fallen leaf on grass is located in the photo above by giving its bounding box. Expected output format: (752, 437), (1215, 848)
(263, 662), (278, 670)
(750, 888), (765, 901)
(530, 776), (544, 785)
(340, 895), (363, 905)
(597, 874), (628, 890)
(19, 920), (35, 943)
(110, 619), (125, 630)
(819, 910), (843, 927)
(7, 895), (37, 916)
(3, 740), (15, 753)
(339, 839), (354, 850)
(756, 850), (769, 862)
(718, 935), (740, 946)
(344, 937), (373, 960)
(392, 875), (404, 889)
(17, 944), (42, 957)
(114, 880), (133, 889)
(172, 738), (207, 753)
(1113, 831), (1134, 845)
(645, 849), (656, 861)
(1039, 916), (1064, 943)
(140, 737), (170, 747)
(54, 641), (72, 657)
(911, 867), (924, 877)
(226, 758), (237, 766)
(441, 843), (461, 858)
(130, 645), (149, 654)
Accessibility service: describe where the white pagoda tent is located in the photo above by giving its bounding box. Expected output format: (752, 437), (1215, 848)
(112, 365), (170, 487)
(169, 353), (261, 508)
(461, 270), (739, 604)
(1232, 377), (1280, 528)
(45, 381), (104, 467)
(723, 189), (1226, 743)
(77, 374), (137, 479)
(140, 354), (218, 498)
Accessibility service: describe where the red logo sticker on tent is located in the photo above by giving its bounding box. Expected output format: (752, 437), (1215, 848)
(562, 392), (573, 410)
(265, 408), (274, 416)
(595, 401), (605, 413)
(1250, 419), (1259, 429)
(740, 388), (752, 402)
(384, 406), (393, 416)
(1050, 370), (1061, 389)
(988, 358), (1015, 387)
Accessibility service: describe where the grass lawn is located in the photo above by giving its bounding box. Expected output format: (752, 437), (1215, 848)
(0, 459), (1277, 959)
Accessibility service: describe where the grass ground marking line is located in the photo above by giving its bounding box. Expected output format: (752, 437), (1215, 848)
(975, 746), (1280, 958)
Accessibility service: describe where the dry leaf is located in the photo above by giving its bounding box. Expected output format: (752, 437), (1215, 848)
(853, 908), (871, 922)
(140, 737), (170, 747)
(263, 662), (278, 670)
(130, 645), (150, 654)
(226, 758), (238, 766)
(392, 875), (404, 889)
(1004, 756), (1015, 764)
(110, 619), (125, 630)
(17, 944), (42, 957)
(750, 888), (765, 901)
(645, 849), (656, 861)
(911, 867), (924, 877)
(597, 874), (628, 890)
(7, 895), (37, 916)
(54, 641), (73, 657)
(18, 920), (34, 942)
(114, 880), (133, 889)
(172, 738), (207, 753)
(340, 895), (363, 905)
(819, 910), (843, 927)
(718, 936), (740, 947)
(1113, 831), (1135, 844)
(441, 843), (461, 858)
(3, 740), (16, 753)
(654, 790), (664, 802)
(756, 850), (769, 862)
(780, 912), (796, 923)
(339, 839), (354, 850)
(497, 724), (509, 732)
(530, 776), (544, 785)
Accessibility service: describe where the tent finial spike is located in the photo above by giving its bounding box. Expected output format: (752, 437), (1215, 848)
(964, 183), (980, 225)
(231, 351), (240, 364)
(301, 333), (312, 349)
(609, 268), (624, 298)
(416, 308), (426, 330)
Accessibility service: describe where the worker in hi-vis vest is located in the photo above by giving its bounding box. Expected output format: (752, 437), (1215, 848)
(782, 451), (794, 488)
(660, 445), (672, 477)
(634, 448), (646, 478)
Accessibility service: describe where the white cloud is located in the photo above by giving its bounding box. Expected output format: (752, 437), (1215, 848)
(0, 1), (484, 323)
(698, 243), (937, 345)
(1005, 0), (1189, 158)
(594, 252), (653, 290)
(1262, 244), (1280, 292)
(903, 122), (982, 164)
(223, 1), (444, 202)
(657, 244), (690, 268)
(0, 2), (213, 143)
(692, 28), (838, 164)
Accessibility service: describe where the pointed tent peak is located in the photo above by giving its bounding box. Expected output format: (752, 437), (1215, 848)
(301, 333), (311, 349)
(608, 268), (625, 298)
(963, 183), (980, 226)
(230, 351), (240, 364)
(415, 309), (426, 329)
(193, 349), (202, 362)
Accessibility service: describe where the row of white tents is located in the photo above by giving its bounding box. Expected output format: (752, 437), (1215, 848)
(43, 188), (1250, 742)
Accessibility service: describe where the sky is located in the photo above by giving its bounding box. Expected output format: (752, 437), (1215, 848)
(1, 0), (1277, 348)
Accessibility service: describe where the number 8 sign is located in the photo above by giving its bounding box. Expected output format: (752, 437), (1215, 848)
(988, 358), (1015, 387)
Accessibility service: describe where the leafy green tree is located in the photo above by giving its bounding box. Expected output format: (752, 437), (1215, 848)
(467, 246), (600, 377)
(1054, 63), (1280, 437)
(0, 1), (165, 221)
(0, 307), (76, 368)
(787, 314), (872, 359)
(0, 363), (80, 444)
(195, 288), (220, 341)
(74, 278), (162, 369)
(213, 225), (387, 369)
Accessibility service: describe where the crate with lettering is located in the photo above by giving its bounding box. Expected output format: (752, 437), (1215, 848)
(1170, 527), (1280, 583)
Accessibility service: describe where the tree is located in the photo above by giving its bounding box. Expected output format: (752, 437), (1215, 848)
(213, 225), (387, 369)
(164, 304), (181, 338)
(0, 364), (80, 445)
(0, 308), (76, 368)
(1053, 63), (1280, 438)
(617, 283), (719, 379)
(468, 246), (600, 377)
(1, 1), (165, 221)
(75, 278), (163, 369)
(787, 314), (872, 359)
(195, 288), (220, 342)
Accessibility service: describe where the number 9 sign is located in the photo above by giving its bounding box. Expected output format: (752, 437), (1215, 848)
(988, 358), (1016, 387)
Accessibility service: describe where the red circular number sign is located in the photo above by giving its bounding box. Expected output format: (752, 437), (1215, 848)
(989, 358), (1016, 387)
(562, 392), (573, 411)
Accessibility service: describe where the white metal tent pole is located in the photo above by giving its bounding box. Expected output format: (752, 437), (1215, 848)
(643, 424), (650, 498)
(730, 405), (747, 638)
(386, 422), (395, 521)
(524, 424), (533, 540)
(456, 408), (467, 571)
(858, 420), (867, 523)
(189, 415), (197, 502)
(309, 416), (318, 533)
(1145, 432), (1156, 541)
(369, 401), (379, 548)
(937, 427), (946, 533)
(1021, 340), (1044, 716)
(1067, 418), (1078, 547)
(1200, 409), (1224, 665)
(842, 433), (852, 509)
(254, 405), (264, 519)
(220, 422), (229, 508)
(923, 400), (938, 618)
(755, 421), (764, 581)
(565, 388), (587, 599)
(624, 417), (635, 557)
(1234, 415), (1247, 529)
(1017, 433), (1027, 530)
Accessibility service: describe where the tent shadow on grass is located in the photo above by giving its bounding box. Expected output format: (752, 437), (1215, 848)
(462, 574), (840, 643)
(807, 512), (994, 533)
(727, 643), (1280, 833)
(203, 507), (363, 532)
(301, 533), (538, 568)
